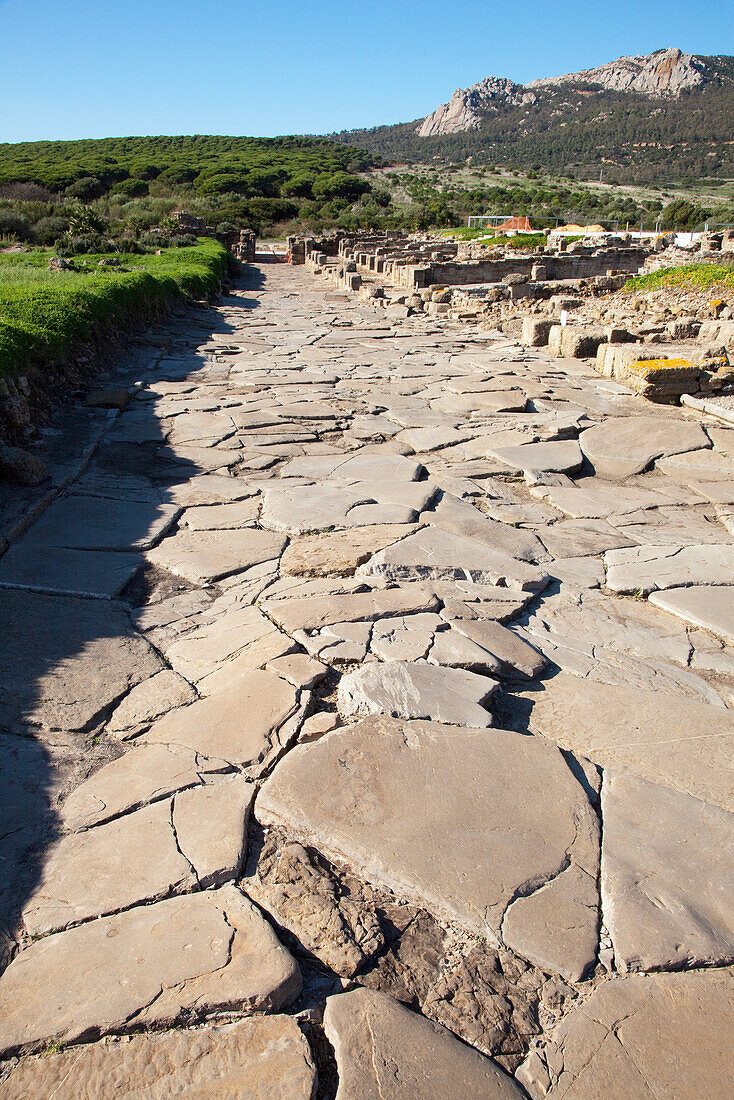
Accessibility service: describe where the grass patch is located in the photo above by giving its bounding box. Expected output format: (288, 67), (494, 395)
(625, 262), (734, 293)
(0, 238), (230, 377)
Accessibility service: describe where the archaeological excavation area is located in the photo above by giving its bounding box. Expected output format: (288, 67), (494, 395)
(0, 245), (732, 1098)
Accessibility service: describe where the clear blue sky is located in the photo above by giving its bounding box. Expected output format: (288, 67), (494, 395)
(2, 0), (733, 143)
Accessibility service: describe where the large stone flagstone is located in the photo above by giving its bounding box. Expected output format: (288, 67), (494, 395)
(261, 480), (437, 534)
(649, 584), (734, 644)
(0, 1016), (317, 1099)
(523, 672), (734, 811)
(491, 440), (584, 476)
(164, 472), (257, 505)
(181, 498), (260, 529)
(163, 604), (289, 682)
(280, 523), (417, 576)
(517, 969), (734, 1099)
(0, 545), (142, 599)
(60, 742), (222, 830)
(258, 717), (600, 973)
(280, 451), (423, 481)
(540, 518), (635, 558)
(260, 584), (440, 635)
(140, 668), (300, 770)
(601, 772), (734, 972)
(22, 494), (181, 551)
(107, 669), (197, 738)
(0, 886), (300, 1056)
(604, 543), (734, 595)
(424, 493), (545, 562)
(23, 776), (253, 934)
(324, 987), (523, 1099)
(446, 616), (546, 679)
(361, 527), (548, 591)
(0, 589), (163, 732)
(147, 526), (286, 583)
(579, 416), (709, 479)
(338, 660), (497, 726)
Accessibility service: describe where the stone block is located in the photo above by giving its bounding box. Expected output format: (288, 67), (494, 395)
(522, 317), (554, 346)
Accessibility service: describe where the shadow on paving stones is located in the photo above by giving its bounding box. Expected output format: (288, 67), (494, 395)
(0, 275), (263, 972)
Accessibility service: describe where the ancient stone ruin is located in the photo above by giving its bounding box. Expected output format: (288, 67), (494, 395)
(0, 240), (732, 1097)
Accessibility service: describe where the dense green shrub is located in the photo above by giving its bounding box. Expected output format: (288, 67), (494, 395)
(34, 215), (69, 245)
(0, 209), (34, 241)
(112, 179), (149, 199)
(65, 176), (106, 201)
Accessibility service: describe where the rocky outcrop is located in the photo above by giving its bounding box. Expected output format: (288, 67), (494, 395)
(417, 48), (706, 137)
(416, 77), (535, 136)
(528, 47), (704, 97)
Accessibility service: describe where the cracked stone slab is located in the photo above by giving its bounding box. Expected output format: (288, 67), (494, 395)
(140, 668), (301, 771)
(181, 498), (260, 529)
(579, 416), (709, 479)
(361, 527), (548, 591)
(259, 716), (599, 968)
(514, 589), (721, 703)
(260, 585), (440, 635)
(324, 986), (525, 1098)
(0, 590), (163, 732)
(261, 480), (437, 534)
(0, 545), (142, 599)
(280, 523), (417, 576)
(604, 544), (734, 595)
(23, 777), (252, 935)
(338, 660), (498, 726)
(280, 452), (423, 481)
(370, 613), (444, 662)
(517, 969), (734, 1099)
(446, 617), (546, 680)
(22, 495), (181, 551)
(649, 584), (734, 645)
(108, 669), (197, 738)
(163, 604), (290, 682)
(523, 672), (734, 811)
(491, 440), (584, 476)
(147, 527), (286, 584)
(540, 519), (635, 558)
(163, 472), (257, 505)
(0, 886), (300, 1057)
(601, 772), (734, 973)
(543, 482), (680, 519)
(424, 493), (545, 563)
(59, 743), (226, 830)
(0, 1015), (317, 1100)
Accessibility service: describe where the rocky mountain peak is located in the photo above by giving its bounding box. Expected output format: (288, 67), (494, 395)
(416, 47), (707, 138)
(416, 76), (536, 137)
(527, 47), (705, 97)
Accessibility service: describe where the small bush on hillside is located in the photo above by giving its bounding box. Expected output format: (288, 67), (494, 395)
(56, 233), (109, 255)
(34, 215), (69, 245)
(0, 182), (52, 202)
(141, 229), (170, 249)
(0, 209), (34, 241)
(65, 176), (105, 201)
(112, 179), (149, 199)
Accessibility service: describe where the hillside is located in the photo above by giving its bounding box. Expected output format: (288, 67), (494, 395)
(330, 48), (734, 184)
(0, 135), (380, 248)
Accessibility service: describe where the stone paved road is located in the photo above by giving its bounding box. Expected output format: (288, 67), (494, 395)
(0, 257), (732, 1097)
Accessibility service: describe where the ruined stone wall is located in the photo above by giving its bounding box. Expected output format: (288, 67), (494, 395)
(413, 249), (647, 289)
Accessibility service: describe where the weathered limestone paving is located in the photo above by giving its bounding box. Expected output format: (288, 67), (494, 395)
(0, 254), (732, 1096)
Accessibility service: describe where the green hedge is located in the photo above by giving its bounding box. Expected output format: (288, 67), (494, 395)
(0, 238), (230, 377)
